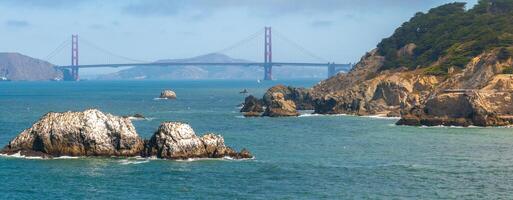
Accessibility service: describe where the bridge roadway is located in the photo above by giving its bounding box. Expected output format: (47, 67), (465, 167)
(56, 62), (349, 69)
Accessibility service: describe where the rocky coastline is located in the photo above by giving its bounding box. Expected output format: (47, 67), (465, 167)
(252, 49), (513, 126)
(245, 2), (513, 127)
(1, 109), (252, 159)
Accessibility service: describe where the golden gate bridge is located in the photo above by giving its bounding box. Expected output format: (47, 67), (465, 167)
(47, 27), (352, 81)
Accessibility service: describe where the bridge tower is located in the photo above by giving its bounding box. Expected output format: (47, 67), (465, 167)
(71, 34), (79, 81)
(264, 27), (273, 80)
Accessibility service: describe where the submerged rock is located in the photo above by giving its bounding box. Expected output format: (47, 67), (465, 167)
(143, 122), (252, 159)
(1, 109), (144, 157)
(123, 113), (146, 120)
(160, 90), (177, 99)
(263, 93), (300, 117)
(240, 95), (264, 117)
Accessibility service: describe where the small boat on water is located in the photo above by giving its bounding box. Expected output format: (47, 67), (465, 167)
(0, 77), (10, 81)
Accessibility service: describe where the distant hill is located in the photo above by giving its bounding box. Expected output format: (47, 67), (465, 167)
(0, 53), (62, 81)
(98, 53), (332, 80)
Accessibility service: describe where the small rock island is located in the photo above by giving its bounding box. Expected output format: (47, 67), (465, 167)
(240, 85), (311, 117)
(160, 90), (177, 99)
(1, 109), (252, 159)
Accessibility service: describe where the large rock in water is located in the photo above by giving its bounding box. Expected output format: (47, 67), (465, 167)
(143, 122), (252, 159)
(263, 85), (314, 110)
(397, 91), (513, 127)
(0, 109), (144, 157)
(240, 95), (264, 117)
(160, 90), (177, 99)
(263, 93), (300, 117)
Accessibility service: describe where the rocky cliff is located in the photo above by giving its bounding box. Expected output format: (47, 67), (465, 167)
(262, 1), (513, 126)
(0, 52), (62, 81)
(1, 109), (252, 159)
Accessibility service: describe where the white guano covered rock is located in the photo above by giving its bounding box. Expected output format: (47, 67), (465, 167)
(1, 109), (144, 157)
(144, 122), (252, 159)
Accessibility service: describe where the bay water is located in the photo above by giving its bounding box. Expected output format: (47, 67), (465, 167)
(1, 80), (513, 199)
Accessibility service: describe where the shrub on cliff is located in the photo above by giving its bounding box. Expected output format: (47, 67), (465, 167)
(377, 0), (513, 71)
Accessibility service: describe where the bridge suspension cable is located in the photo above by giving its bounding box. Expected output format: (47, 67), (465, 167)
(79, 37), (150, 63)
(272, 28), (328, 63)
(213, 29), (264, 54)
(44, 38), (71, 62)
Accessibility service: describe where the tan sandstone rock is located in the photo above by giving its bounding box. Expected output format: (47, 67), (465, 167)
(263, 93), (300, 117)
(160, 90), (177, 99)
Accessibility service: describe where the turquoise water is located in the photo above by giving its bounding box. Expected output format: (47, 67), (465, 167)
(2, 80), (513, 199)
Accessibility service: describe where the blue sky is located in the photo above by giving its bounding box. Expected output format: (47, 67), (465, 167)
(0, 0), (477, 75)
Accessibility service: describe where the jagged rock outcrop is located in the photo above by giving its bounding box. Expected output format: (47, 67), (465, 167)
(263, 85), (315, 110)
(1, 109), (253, 159)
(310, 49), (428, 116)
(263, 93), (300, 117)
(143, 122), (252, 159)
(160, 90), (177, 99)
(240, 95), (264, 117)
(0, 109), (144, 157)
(398, 91), (513, 126)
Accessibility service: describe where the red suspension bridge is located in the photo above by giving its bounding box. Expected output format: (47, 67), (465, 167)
(51, 27), (352, 81)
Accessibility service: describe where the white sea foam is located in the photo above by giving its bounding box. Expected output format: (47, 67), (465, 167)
(153, 97), (167, 101)
(362, 115), (401, 120)
(175, 156), (255, 162)
(128, 117), (156, 121)
(298, 113), (347, 117)
(118, 159), (150, 165)
(53, 156), (80, 159)
(0, 151), (45, 160)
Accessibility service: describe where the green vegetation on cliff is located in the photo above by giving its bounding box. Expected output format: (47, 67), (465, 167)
(377, 0), (513, 73)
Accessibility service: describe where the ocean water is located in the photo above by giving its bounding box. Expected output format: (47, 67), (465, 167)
(1, 80), (513, 199)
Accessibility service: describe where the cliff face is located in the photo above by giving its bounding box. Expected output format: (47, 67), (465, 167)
(309, 45), (513, 126)
(0, 53), (62, 81)
(310, 49), (440, 116)
(294, 1), (513, 126)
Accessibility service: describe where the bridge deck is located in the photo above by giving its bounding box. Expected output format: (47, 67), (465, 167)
(56, 62), (350, 69)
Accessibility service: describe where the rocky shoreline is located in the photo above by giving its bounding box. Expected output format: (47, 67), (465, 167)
(244, 49), (513, 127)
(237, 2), (513, 127)
(1, 109), (252, 159)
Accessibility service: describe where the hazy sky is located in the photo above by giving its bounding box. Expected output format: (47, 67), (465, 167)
(0, 0), (477, 75)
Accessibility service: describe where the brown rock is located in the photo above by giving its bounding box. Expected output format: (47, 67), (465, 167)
(263, 85), (314, 110)
(263, 93), (300, 117)
(240, 95), (264, 113)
